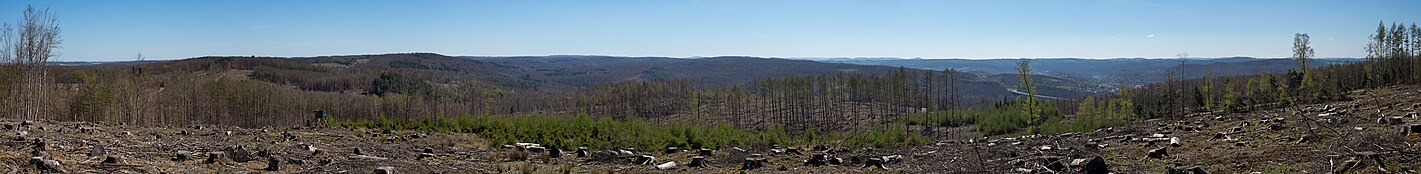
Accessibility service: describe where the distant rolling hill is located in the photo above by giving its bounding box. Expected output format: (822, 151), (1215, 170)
(466, 55), (1101, 103)
(466, 55), (966, 87)
(810, 57), (1362, 87)
(73, 53), (1109, 103)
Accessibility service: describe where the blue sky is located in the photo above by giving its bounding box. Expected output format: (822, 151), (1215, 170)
(2, 0), (1419, 61)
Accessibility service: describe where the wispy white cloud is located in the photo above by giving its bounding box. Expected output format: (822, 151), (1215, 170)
(1146, 34), (1155, 38)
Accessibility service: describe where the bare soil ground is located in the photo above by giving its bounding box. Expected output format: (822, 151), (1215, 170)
(3, 85), (1421, 173)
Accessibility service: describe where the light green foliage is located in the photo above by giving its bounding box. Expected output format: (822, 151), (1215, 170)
(902, 102), (1062, 136)
(1202, 70), (1215, 110)
(1035, 96), (1133, 135)
(337, 114), (925, 150)
(1016, 59), (1040, 126)
(68, 70), (114, 120)
(1220, 82), (1238, 111)
(1293, 33), (1321, 103)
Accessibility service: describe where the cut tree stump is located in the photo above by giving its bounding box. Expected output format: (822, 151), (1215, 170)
(265, 155), (282, 171)
(103, 155), (125, 164)
(374, 166), (395, 174)
(806, 153), (828, 166)
(741, 157), (764, 170)
(32, 157), (64, 173)
(698, 148), (713, 157)
(689, 156), (708, 168)
(206, 152), (228, 164)
(863, 157), (885, 169)
(174, 150), (192, 161)
(635, 155), (656, 165)
(1147, 147), (1168, 158)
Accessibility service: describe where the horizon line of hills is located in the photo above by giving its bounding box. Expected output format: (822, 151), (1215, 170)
(50, 52), (1355, 104)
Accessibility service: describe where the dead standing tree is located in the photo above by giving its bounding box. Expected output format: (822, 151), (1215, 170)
(2, 5), (62, 120)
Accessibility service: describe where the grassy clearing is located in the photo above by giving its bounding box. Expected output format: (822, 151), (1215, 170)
(337, 114), (928, 150)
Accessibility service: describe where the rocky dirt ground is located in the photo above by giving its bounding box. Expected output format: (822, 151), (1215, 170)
(3, 85), (1421, 173)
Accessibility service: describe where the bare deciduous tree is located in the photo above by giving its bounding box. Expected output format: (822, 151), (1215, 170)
(2, 5), (62, 120)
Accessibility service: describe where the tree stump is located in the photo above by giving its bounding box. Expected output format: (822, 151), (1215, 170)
(664, 147), (678, 154)
(1405, 124), (1421, 135)
(697, 148), (713, 157)
(548, 148), (562, 158)
(863, 157), (885, 169)
(265, 155), (282, 171)
(786, 147), (802, 155)
(224, 146), (254, 162)
(689, 156), (708, 168)
(882, 155), (903, 164)
(89, 145), (105, 157)
(741, 157), (763, 170)
(103, 155), (125, 164)
(31, 157), (64, 173)
(417, 153), (435, 160)
(374, 166), (396, 174)
(1147, 147), (1168, 158)
(206, 152), (228, 164)
(1075, 156), (1109, 174)
(31, 138), (45, 152)
(174, 150), (192, 161)
(806, 153), (828, 166)
(635, 155), (656, 165)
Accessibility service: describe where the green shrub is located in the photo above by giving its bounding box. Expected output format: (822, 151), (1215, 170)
(337, 114), (926, 150)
